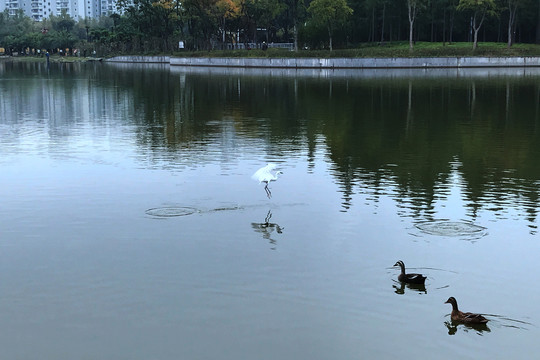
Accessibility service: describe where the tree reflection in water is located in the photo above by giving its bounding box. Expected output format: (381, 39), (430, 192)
(4, 62), (540, 231)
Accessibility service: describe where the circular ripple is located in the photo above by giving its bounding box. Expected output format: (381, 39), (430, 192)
(415, 220), (486, 237)
(145, 207), (198, 217)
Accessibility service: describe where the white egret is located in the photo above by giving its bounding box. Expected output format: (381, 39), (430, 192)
(252, 163), (283, 198)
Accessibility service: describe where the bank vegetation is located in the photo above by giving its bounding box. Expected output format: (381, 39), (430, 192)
(1, 0), (539, 57)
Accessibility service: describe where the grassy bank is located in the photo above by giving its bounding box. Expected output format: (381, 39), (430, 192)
(173, 42), (540, 58)
(2, 42), (539, 61)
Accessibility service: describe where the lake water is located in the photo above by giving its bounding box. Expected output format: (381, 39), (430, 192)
(1, 60), (540, 359)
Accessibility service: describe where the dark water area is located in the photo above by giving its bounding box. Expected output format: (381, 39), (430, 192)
(1, 60), (540, 359)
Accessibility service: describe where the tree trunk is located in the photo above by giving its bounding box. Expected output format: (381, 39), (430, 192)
(537, 0), (540, 44)
(371, 7), (375, 42)
(507, 1), (518, 48)
(381, 3), (386, 43)
(409, 19), (414, 50)
(430, 3), (434, 42)
(223, 17), (226, 46)
(471, 11), (487, 50)
(408, 1), (416, 51)
(507, 16), (512, 48)
(443, 9), (447, 44)
(328, 25), (333, 51)
(449, 8), (455, 43)
(293, 23), (298, 51)
(473, 27), (479, 50)
(472, 14), (479, 50)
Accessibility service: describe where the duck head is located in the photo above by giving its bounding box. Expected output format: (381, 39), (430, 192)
(393, 260), (405, 272)
(445, 296), (459, 310)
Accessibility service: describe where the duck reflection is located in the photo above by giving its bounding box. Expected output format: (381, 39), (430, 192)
(392, 280), (426, 295)
(251, 210), (284, 250)
(444, 320), (491, 335)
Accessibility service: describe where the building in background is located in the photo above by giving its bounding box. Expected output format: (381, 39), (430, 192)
(0, 0), (118, 21)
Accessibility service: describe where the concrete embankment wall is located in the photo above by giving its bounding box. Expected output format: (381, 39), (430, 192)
(106, 56), (171, 63)
(106, 56), (540, 68)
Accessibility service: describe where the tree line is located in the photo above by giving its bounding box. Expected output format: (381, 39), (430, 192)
(1, 0), (539, 56)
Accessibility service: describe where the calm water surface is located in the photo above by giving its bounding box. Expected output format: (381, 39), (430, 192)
(1, 61), (540, 359)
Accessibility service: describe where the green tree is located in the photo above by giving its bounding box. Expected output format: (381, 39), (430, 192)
(51, 30), (78, 51)
(251, 0), (285, 42)
(120, 0), (182, 52)
(443, 0), (459, 44)
(362, 0), (379, 42)
(281, 0), (307, 51)
(50, 10), (76, 32)
(537, 0), (540, 43)
(152, 0), (182, 50)
(457, 0), (498, 50)
(505, 0), (526, 47)
(361, 0), (392, 43)
(407, 0), (427, 50)
(0, 9), (34, 54)
(307, 0), (353, 51)
(240, 0), (285, 44)
(0, 10), (11, 49)
(182, 0), (220, 49)
(215, 0), (241, 46)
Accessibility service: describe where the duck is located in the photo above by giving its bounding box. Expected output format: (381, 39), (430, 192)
(393, 260), (427, 284)
(444, 297), (488, 324)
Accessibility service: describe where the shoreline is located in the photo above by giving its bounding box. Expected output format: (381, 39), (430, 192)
(103, 55), (540, 69)
(3, 54), (540, 69)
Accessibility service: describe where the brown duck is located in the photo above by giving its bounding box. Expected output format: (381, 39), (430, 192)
(445, 297), (488, 324)
(393, 260), (427, 284)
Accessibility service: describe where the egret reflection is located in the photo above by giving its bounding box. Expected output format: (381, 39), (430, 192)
(251, 210), (284, 249)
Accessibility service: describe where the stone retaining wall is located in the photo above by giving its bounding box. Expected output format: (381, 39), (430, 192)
(106, 56), (540, 68)
(106, 56), (171, 63)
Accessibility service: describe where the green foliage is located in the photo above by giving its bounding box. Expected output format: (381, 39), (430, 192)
(307, 0), (353, 29)
(457, 0), (498, 14)
(0, 0), (539, 56)
(51, 10), (76, 32)
(406, 0), (428, 50)
(51, 30), (78, 49)
(182, 0), (222, 49)
(247, 0), (286, 41)
(307, 0), (353, 50)
(457, 0), (498, 49)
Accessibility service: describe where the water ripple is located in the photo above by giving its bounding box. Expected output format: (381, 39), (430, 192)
(413, 219), (487, 240)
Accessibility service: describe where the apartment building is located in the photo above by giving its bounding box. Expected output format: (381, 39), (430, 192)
(0, 0), (116, 21)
